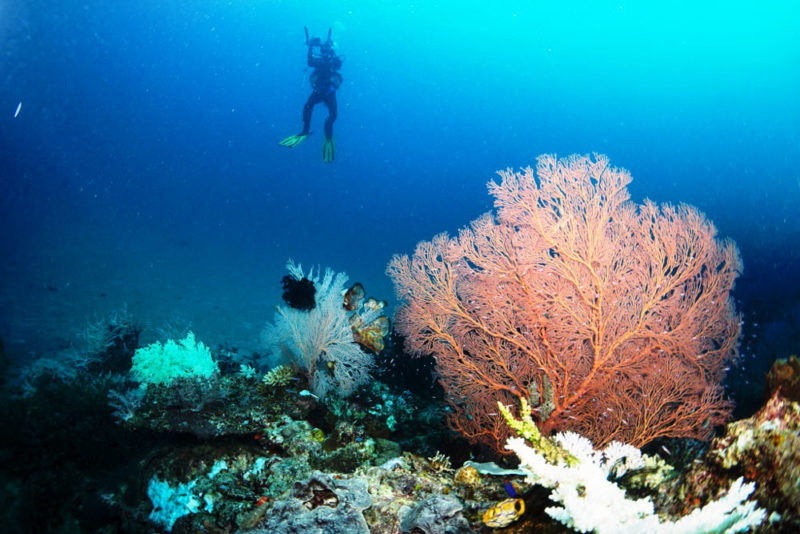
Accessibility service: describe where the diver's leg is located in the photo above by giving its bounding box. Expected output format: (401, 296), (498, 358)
(321, 94), (337, 162)
(302, 93), (322, 134)
(280, 92), (322, 147)
(323, 93), (338, 140)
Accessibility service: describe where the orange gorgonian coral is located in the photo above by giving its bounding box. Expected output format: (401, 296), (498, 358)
(388, 154), (742, 453)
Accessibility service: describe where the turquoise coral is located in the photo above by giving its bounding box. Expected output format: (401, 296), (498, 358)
(131, 332), (218, 386)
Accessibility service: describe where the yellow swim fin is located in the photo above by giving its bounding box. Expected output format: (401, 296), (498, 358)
(279, 133), (310, 148)
(322, 136), (335, 163)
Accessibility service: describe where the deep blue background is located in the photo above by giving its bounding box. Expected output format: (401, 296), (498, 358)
(1, 1), (798, 413)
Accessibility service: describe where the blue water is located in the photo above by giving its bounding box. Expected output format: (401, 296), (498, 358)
(1, 1), (799, 411)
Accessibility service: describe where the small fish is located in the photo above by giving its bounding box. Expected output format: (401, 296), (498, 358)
(482, 498), (525, 528)
(14, 102), (22, 118)
(298, 389), (319, 399)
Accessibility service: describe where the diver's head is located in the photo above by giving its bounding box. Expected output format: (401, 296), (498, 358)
(320, 40), (335, 56)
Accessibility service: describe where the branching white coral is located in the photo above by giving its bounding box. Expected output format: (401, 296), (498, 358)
(594, 438), (646, 478)
(506, 434), (766, 534)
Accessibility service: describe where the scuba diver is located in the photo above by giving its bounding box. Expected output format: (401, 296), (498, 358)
(279, 27), (343, 163)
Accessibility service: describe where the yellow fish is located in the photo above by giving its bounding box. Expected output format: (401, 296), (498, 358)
(482, 498), (525, 528)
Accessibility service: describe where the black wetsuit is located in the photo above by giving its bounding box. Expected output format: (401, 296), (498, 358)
(302, 45), (342, 140)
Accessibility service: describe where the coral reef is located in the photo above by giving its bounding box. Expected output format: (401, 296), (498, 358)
(254, 472), (373, 534)
(399, 494), (472, 534)
(324, 381), (416, 435)
(5, 257), (799, 534)
(125, 373), (312, 438)
(764, 355), (800, 403)
(667, 392), (800, 531)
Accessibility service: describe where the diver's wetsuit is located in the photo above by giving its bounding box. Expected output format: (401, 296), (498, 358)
(301, 45), (342, 140)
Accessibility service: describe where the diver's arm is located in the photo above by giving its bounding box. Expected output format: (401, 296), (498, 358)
(307, 36), (321, 67)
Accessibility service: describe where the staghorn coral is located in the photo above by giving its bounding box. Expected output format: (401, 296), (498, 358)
(501, 400), (766, 534)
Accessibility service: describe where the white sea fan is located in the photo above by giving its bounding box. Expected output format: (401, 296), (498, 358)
(262, 261), (375, 399)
